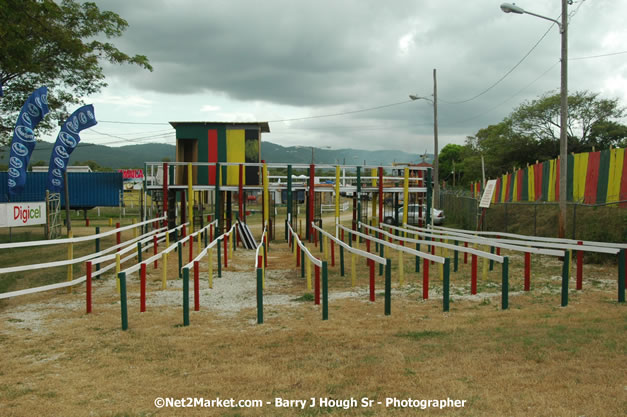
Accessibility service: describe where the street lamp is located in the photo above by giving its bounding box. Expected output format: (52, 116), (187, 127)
(501, 1), (569, 238)
(410, 68), (439, 210)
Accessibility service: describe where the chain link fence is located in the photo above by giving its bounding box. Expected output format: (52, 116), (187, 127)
(440, 190), (627, 260)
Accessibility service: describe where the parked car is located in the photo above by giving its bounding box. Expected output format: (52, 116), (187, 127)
(383, 204), (445, 226)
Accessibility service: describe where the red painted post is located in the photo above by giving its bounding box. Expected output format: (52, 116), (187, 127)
(471, 255), (477, 295)
(524, 252), (531, 291)
(210, 224), (213, 242)
(331, 240), (335, 267)
(314, 264), (321, 305)
(182, 224), (187, 246)
(189, 235), (194, 262)
(423, 258), (429, 299)
(116, 222), (121, 251)
(223, 236), (228, 268)
(296, 244), (301, 267)
(86, 261), (92, 314)
(369, 259), (375, 302)
(496, 236), (501, 256)
(238, 164), (244, 220)
(86, 218), (89, 227)
(258, 254), (263, 270)
(153, 235), (158, 269)
(464, 242), (468, 264)
(140, 263), (146, 312)
(194, 261), (200, 311)
(431, 243), (435, 265)
(576, 241), (583, 290)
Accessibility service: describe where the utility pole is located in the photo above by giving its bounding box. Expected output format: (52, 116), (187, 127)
(433, 68), (439, 209)
(558, 0), (568, 238)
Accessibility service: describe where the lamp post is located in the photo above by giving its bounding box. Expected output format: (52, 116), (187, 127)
(501, 1), (568, 238)
(410, 68), (439, 209)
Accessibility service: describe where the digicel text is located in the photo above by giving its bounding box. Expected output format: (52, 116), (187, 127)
(14, 206), (41, 224)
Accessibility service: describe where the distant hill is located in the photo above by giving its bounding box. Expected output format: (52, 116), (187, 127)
(1, 140), (432, 170)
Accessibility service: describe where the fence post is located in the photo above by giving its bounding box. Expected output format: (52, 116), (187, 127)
(86, 261), (92, 314)
(178, 242), (182, 278)
(453, 241), (458, 272)
(301, 248), (305, 278)
(194, 261), (200, 311)
(67, 230), (73, 293)
(183, 267), (190, 326)
(443, 258), (450, 312)
(369, 259), (375, 302)
(384, 258), (391, 316)
(140, 263), (146, 312)
(137, 241), (142, 263)
(561, 251), (569, 307)
(524, 252), (531, 291)
(116, 222), (121, 250)
(256, 268), (263, 324)
(340, 245), (345, 277)
(576, 241), (583, 290)
(322, 261), (328, 321)
(95, 227), (100, 272)
(502, 256), (509, 310)
(314, 264), (321, 305)
(217, 238), (222, 278)
(118, 272), (128, 330)
(423, 257), (429, 300)
(617, 249), (625, 303)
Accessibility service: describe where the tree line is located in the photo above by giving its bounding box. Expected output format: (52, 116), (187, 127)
(438, 90), (627, 188)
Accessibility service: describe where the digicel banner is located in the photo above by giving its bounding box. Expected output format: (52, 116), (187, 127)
(0, 202), (47, 227)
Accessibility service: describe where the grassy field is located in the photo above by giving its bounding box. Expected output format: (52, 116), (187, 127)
(1, 222), (625, 416)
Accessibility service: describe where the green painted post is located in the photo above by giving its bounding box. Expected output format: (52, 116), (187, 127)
(561, 251), (569, 307)
(95, 227), (101, 271)
(137, 241), (142, 263)
(348, 230), (352, 247)
(426, 168), (432, 226)
(502, 256), (509, 310)
(384, 258), (391, 316)
(177, 242), (182, 278)
(256, 268), (264, 324)
(118, 272), (128, 330)
(443, 258), (450, 312)
(415, 243), (420, 273)
(320, 231), (323, 253)
(183, 267), (190, 326)
(217, 238), (222, 278)
(301, 248), (305, 278)
(618, 249), (625, 303)
(204, 229), (208, 247)
(489, 246), (495, 271)
(356, 166), (362, 243)
(453, 241), (458, 272)
(339, 245), (345, 277)
(322, 261), (328, 320)
(379, 241), (384, 276)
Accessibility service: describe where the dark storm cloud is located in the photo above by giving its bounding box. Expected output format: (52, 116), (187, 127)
(92, 0), (626, 148)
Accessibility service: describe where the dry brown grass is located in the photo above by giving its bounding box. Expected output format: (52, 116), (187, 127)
(1, 237), (626, 417)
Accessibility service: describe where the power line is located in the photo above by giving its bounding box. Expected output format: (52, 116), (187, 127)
(440, 19), (558, 105)
(569, 50), (627, 61)
(266, 100), (413, 123)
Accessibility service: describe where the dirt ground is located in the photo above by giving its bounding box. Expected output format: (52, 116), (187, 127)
(1, 236), (626, 417)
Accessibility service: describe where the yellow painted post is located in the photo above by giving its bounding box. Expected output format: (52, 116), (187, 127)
(351, 252), (356, 286)
(293, 235), (297, 261)
(438, 246), (444, 280)
(335, 165), (340, 233)
(115, 253), (121, 294)
(324, 236), (329, 260)
(482, 246), (488, 280)
(263, 163), (269, 227)
(67, 231), (73, 293)
(402, 167), (409, 227)
(208, 248), (213, 288)
(133, 218), (138, 238)
(188, 163), (194, 234)
(109, 217), (112, 227)
(399, 250), (404, 286)
(306, 257), (312, 291)
(569, 249), (573, 279)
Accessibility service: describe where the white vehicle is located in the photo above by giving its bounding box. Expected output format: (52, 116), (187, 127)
(384, 204), (445, 226)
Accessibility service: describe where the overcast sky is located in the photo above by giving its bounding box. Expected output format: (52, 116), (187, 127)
(76, 0), (627, 156)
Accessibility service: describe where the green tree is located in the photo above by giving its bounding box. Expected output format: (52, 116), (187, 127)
(509, 90), (625, 152)
(0, 0), (152, 145)
(438, 143), (463, 186)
